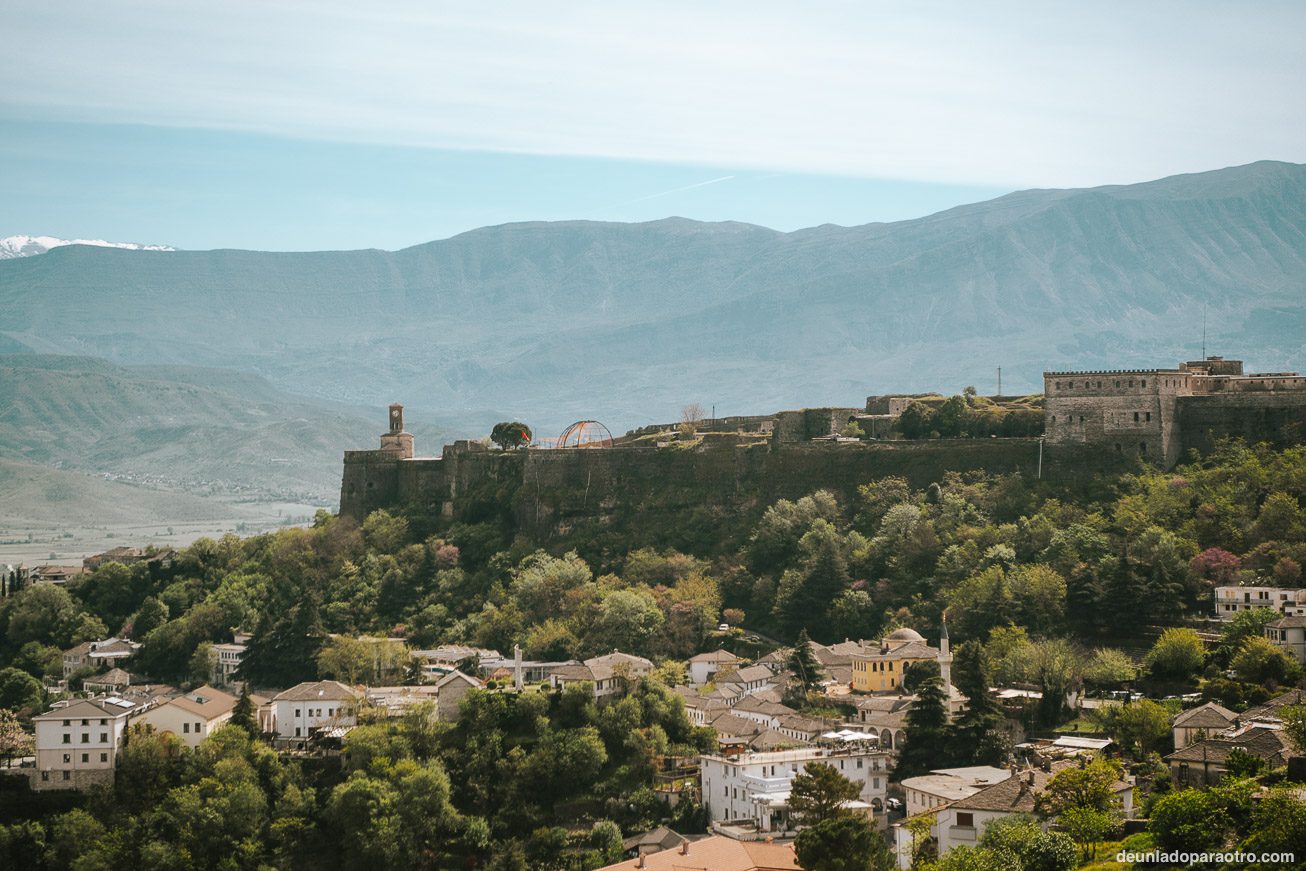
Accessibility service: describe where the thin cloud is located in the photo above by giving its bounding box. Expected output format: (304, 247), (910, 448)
(623, 175), (736, 205)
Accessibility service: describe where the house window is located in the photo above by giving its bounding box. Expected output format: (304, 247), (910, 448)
(957, 812), (975, 827)
(63, 734), (71, 744)
(183, 723), (190, 733)
(295, 727), (302, 737)
(295, 709), (301, 717)
(63, 771), (70, 781)
(63, 753), (71, 763)
(100, 733), (107, 742)
(62, 719), (70, 727)
(80, 734), (88, 744)
(100, 753), (108, 763)
(81, 753), (88, 763)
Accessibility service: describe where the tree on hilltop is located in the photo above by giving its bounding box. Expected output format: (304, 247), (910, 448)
(490, 421), (532, 450)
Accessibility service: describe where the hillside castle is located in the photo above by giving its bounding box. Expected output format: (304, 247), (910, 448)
(340, 357), (1306, 526)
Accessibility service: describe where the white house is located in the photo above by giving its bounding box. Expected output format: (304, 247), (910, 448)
(700, 742), (891, 834)
(212, 631), (252, 686)
(1266, 615), (1306, 663)
(62, 638), (139, 677)
(1213, 585), (1306, 620)
(715, 665), (777, 696)
(899, 766), (1010, 817)
(265, 681), (361, 747)
(688, 649), (741, 685)
(892, 763), (1134, 869)
(1171, 701), (1238, 750)
(132, 685), (238, 748)
(29, 696), (141, 790)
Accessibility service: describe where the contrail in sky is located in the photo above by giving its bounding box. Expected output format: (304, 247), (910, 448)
(625, 175), (736, 204)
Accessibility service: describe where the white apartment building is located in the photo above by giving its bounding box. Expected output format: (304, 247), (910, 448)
(1213, 585), (1306, 620)
(265, 681), (361, 747)
(211, 631), (252, 686)
(132, 685), (238, 748)
(29, 696), (140, 790)
(700, 742), (890, 834)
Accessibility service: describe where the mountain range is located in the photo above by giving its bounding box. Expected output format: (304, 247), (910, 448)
(0, 235), (175, 259)
(1, 159), (1304, 484)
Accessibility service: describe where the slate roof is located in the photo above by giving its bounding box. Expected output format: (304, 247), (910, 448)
(688, 649), (740, 664)
(165, 686), (239, 720)
(270, 680), (361, 702)
(731, 697), (795, 717)
(717, 664), (774, 685)
(1165, 727), (1293, 767)
(1173, 701), (1237, 729)
(1268, 615), (1306, 629)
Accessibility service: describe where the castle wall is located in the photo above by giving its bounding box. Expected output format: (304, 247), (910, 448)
(1043, 370), (1190, 465)
(1178, 393), (1306, 457)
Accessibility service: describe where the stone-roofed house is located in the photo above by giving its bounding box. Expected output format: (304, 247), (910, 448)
(892, 762), (1134, 868)
(435, 670), (484, 721)
(133, 685), (239, 748)
(900, 766), (1011, 817)
(775, 713), (829, 743)
(62, 638), (139, 677)
(586, 651), (654, 677)
(29, 696), (143, 791)
(1165, 726), (1294, 787)
(266, 681), (362, 747)
(688, 649), (740, 685)
(1172, 701), (1237, 750)
(1266, 615), (1306, 663)
(82, 668), (133, 694)
(716, 664), (777, 695)
(730, 696), (796, 729)
(620, 825), (688, 858)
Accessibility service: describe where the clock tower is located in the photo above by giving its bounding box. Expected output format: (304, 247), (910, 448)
(379, 403), (414, 459)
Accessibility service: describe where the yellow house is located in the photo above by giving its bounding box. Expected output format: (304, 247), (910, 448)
(851, 627), (946, 693)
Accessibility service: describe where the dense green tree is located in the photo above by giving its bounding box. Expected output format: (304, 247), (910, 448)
(980, 815), (1078, 871)
(1035, 759), (1124, 816)
(1231, 635), (1302, 686)
(240, 598), (325, 687)
(5, 583), (80, 648)
(788, 762), (861, 825)
(774, 520), (851, 638)
(1149, 788), (1231, 851)
(895, 673), (951, 778)
(0, 667), (45, 713)
(1096, 699), (1171, 758)
(794, 815), (891, 871)
(1144, 628), (1206, 681)
(951, 639), (1006, 765)
(490, 421), (532, 450)
(787, 629), (825, 694)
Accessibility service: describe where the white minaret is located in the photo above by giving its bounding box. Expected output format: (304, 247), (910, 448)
(513, 644), (524, 692)
(939, 618), (953, 699)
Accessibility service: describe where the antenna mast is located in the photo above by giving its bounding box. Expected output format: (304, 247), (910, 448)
(1202, 306), (1207, 359)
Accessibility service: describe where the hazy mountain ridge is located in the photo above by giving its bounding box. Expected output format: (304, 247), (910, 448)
(0, 356), (449, 505)
(0, 234), (174, 259)
(1, 161), (1303, 436)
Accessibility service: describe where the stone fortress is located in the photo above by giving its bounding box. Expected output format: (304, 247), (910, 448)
(1044, 356), (1306, 468)
(340, 355), (1306, 526)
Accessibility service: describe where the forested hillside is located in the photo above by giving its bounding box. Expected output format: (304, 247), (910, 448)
(1, 440), (1304, 867)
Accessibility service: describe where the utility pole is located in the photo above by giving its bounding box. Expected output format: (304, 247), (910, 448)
(997, 367), (1002, 398)
(1037, 437), (1044, 480)
(1202, 305), (1207, 359)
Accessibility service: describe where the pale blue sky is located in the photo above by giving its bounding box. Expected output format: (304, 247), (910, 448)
(2, 1), (1303, 250)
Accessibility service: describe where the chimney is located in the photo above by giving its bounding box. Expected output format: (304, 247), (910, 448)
(680, 840), (690, 855)
(1026, 771), (1036, 785)
(637, 854), (646, 868)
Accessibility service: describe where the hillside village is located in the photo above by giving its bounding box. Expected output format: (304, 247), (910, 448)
(2, 359), (1306, 868)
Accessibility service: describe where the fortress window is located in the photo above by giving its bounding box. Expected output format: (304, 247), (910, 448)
(1051, 415), (1056, 423)
(1146, 412), (1151, 422)
(1079, 416), (1084, 424)
(1115, 443), (1122, 452)
(1134, 412), (1139, 422)
(1115, 380), (1120, 388)
(1141, 380), (1146, 387)
(1140, 442), (1147, 454)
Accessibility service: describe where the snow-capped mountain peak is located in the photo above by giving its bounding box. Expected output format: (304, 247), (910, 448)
(0, 235), (175, 259)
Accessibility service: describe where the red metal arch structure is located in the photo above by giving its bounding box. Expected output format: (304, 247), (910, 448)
(557, 420), (614, 449)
